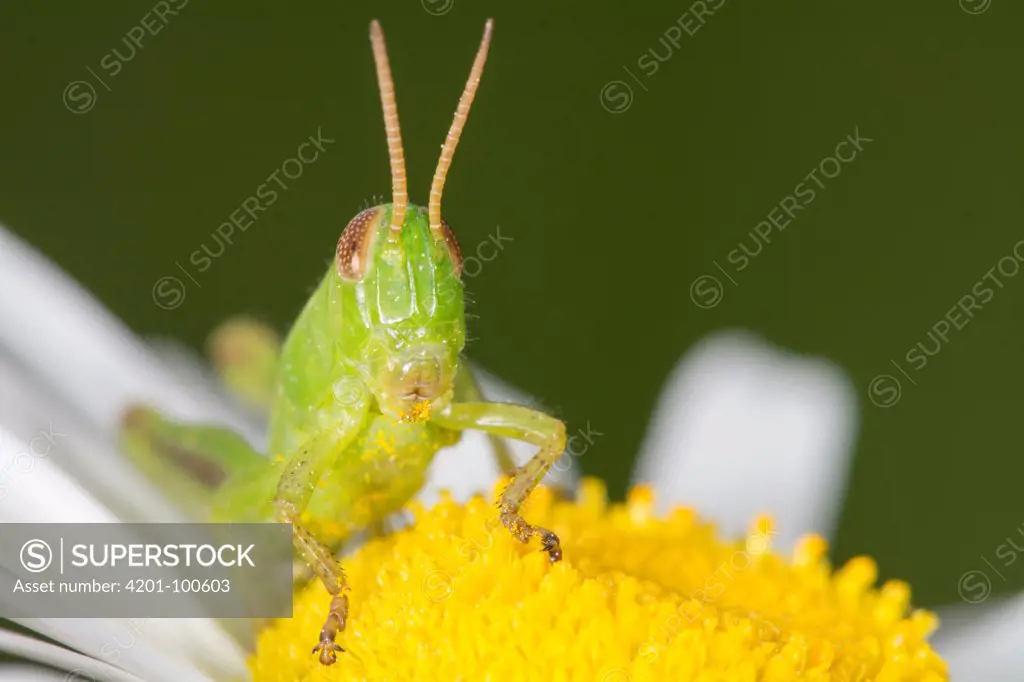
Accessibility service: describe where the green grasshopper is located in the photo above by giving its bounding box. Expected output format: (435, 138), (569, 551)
(121, 18), (566, 666)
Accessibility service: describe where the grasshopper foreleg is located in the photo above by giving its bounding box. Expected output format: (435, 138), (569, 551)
(431, 402), (567, 561)
(452, 362), (518, 474)
(274, 500), (350, 664)
(272, 413), (364, 665)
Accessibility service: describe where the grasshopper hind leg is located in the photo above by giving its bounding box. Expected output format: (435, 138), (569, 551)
(118, 406), (265, 513)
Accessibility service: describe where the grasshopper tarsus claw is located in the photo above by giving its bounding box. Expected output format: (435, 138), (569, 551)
(313, 640), (345, 666)
(499, 506), (564, 562)
(541, 530), (562, 562)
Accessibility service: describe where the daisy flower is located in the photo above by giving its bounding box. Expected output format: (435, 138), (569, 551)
(0, 223), (1018, 680)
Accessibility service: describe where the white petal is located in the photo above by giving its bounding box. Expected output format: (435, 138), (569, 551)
(0, 352), (187, 523)
(145, 338), (265, 448)
(0, 666), (60, 682)
(0, 225), (259, 446)
(1, 665), (65, 682)
(631, 330), (858, 548)
(0, 631), (143, 682)
(934, 592), (1024, 681)
(9, 617), (247, 682)
(0, 428), (119, 524)
(2, 663), (118, 682)
(0, 431), (248, 681)
(144, 618), (249, 681)
(5, 619), (221, 682)
(418, 364), (577, 506)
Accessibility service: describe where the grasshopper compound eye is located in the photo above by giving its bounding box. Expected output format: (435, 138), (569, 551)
(438, 218), (462, 278)
(336, 207), (383, 280)
(335, 208), (462, 280)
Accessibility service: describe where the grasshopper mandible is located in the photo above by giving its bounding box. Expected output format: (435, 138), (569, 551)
(121, 18), (566, 665)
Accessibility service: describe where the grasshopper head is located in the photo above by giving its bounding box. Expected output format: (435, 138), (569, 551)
(335, 203), (465, 422)
(330, 18), (493, 423)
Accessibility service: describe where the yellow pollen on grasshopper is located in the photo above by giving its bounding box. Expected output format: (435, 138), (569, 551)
(398, 400), (431, 423)
(249, 478), (948, 681)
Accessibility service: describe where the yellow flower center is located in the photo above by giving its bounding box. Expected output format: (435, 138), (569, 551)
(249, 479), (947, 681)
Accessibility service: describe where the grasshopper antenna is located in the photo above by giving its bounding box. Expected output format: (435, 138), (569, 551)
(369, 20), (408, 232)
(428, 18), (494, 239)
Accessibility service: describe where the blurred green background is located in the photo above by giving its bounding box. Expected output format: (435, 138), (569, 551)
(1, 1), (1022, 609)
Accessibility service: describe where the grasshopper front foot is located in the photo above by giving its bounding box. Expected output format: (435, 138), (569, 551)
(430, 402), (568, 565)
(541, 530), (562, 562)
(312, 594), (349, 665)
(499, 502), (562, 563)
(313, 641), (344, 666)
(276, 499), (353, 667)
